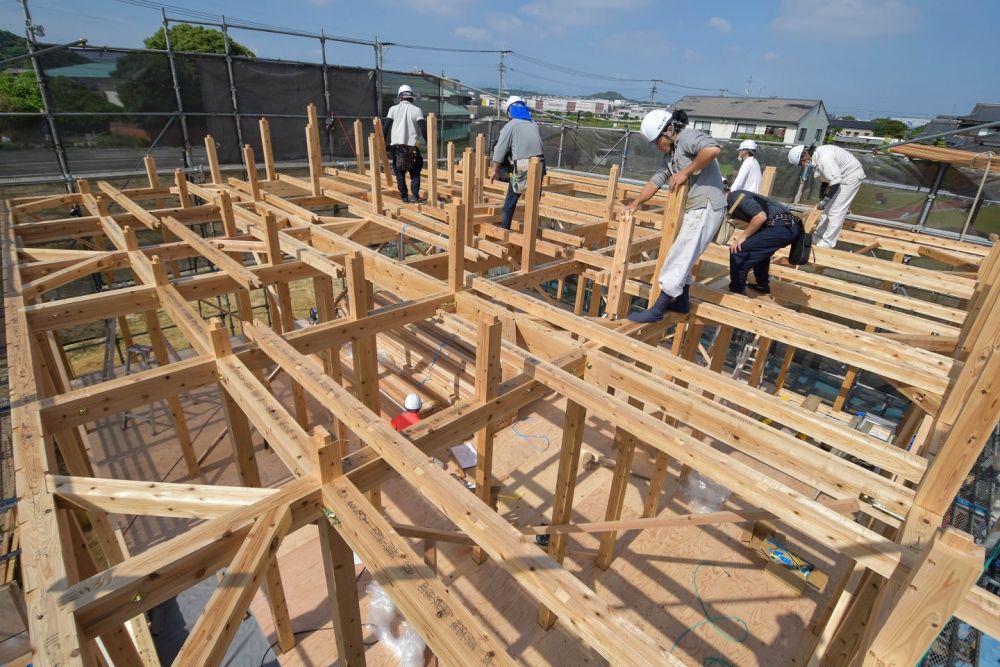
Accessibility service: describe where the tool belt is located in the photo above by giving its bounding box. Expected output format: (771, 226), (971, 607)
(392, 145), (420, 172)
(765, 211), (801, 228)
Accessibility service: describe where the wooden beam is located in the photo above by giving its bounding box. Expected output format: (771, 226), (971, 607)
(860, 529), (982, 667)
(472, 313), (502, 564)
(520, 157), (543, 272)
(353, 119), (366, 176)
(174, 506), (292, 667)
(427, 112), (438, 204)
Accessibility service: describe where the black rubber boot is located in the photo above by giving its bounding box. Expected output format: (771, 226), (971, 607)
(628, 291), (674, 323)
(747, 283), (771, 294)
(665, 284), (690, 313)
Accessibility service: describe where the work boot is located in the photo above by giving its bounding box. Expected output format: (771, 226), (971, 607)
(747, 283), (771, 294)
(665, 284), (690, 313)
(728, 284), (746, 295)
(628, 291), (674, 323)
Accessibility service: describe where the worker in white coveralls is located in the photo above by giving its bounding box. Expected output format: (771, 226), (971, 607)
(623, 109), (725, 322)
(383, 84), (427, 203)
(729, 139), (762, 194)
(788, 143), (866, 248)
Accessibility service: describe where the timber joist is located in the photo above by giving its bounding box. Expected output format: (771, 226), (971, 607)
(4, 110), (1000, 667)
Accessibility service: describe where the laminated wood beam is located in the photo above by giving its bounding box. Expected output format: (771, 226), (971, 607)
(649, 182), (688, 303)
(471, 280), (927, 481)
(860, 529), (982, 667)
(20, 251), (122, 300)
(605, 209), (637, 319)
(173, 506), (291, 667)
(353, 119), (366, 176)
(259, 117), (277, 181)
(242, 321), (682, 666)
(371, 117), (393, 187)
(520, 157), (544, 272)
(471, 313), (502, 564)
(427, 112), (438, 204)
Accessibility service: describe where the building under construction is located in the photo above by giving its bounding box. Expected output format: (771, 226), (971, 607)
(2, 105), (999, 667)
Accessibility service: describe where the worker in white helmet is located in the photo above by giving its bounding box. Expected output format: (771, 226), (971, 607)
(788, 143), (866, 248)
(728, 139), (762, 194)
(384, 84), (427, 203)
(624, 108), (725, 322)
(490, 95), (545, 230)
(390, 392), (423, 431)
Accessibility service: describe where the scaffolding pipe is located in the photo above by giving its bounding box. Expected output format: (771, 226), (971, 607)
(220, 15), (246, 159)
(162, 9), (192, 168)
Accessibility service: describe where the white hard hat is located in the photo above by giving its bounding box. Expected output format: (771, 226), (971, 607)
(640, 109), (673, 143)
(739, 139), (758, 152)
(788, 144), (806, 165)
(504, 95), (525, 116)
(404, 392), (422, 411)
(397, 84), (414, 99)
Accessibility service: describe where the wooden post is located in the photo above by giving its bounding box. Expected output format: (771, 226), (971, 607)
(372, 117), (393, 186)
(368, 134), (384, 215)
(474, 132), (487, 204)
(461, 148), (476, 239)
(472, 314), (502, 564)
(427, 112), (438, 205)
(759, 165), (777, 196)
(538, 399), (587, 628)
(650, 183), (689, 304)
(313, 274), (351, 449)
(353, 119), (366, 176)
(259, 117), (277, 181)
(521, 157), (543, 272)
(447, 141), (456, 185)
(243, 144), (261, 201)
(345, 251), (382, 508)
(204, 134), (222, 184)
(307, 103), (323, 196)
(174, 168), (191, 208)
(447, 202), (466, 293)
(860, 529), (982, 666)
(603, 164), (620, 222)
(606, 209), (637, 319)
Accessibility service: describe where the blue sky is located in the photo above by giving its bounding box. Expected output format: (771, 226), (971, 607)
(3, 0), (998, 120)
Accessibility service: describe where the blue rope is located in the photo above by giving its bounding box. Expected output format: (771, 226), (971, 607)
(510, 415), (550, 453)
(415, 333), (457, 387)
(671, 563), (749, 666)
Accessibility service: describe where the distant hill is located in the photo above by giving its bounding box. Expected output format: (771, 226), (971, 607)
(0, 29), (89, 68)
(582, 90), (629, 100)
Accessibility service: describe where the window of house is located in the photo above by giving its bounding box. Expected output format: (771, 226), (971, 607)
(694, 120), (712, 131)
(764, 126), (785, 140)
(815, 128), (823, 141)
(797, 127), (807, 141)
(736, 122), (756, 136)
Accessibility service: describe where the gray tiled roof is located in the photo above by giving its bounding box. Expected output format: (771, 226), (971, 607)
(674, 96), (824, 123)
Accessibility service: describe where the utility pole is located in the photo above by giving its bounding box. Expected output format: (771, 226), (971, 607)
(374, 36), (385, 118)
(497, 50), (510, 119)
(744, 76), (752, 97)
(649, 80), (659, 106)
(19, 0), (72, 190)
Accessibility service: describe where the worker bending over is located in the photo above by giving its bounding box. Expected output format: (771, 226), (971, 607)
(390, 393), (423, 432)
(726, 190), (802, 295)
(788, 143), (865, 248)
(624, 109), (725, 322)
(384, 85), (427, 203)
(490, 95), (545, 230)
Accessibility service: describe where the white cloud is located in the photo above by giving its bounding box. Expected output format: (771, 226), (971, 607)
(771, 0), (921, 39)
(683, 48), (702, 62)
(706, 17), (732, 34)
(520, 0), (650, 32)
(453, 26), (491, 41)
(764, 51), (780, 62)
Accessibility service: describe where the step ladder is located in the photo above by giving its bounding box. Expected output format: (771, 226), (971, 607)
(121, 344), (163, 434)
(731, 334), (761, 380)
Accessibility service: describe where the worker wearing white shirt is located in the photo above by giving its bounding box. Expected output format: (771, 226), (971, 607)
(729, 139), (762, 194)
(788, 144), (866, 248)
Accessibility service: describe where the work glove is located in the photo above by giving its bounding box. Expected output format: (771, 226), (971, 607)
(817, 197), (831, 211)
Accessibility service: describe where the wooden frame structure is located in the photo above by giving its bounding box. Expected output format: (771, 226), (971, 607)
(5, 106), (1000, 666)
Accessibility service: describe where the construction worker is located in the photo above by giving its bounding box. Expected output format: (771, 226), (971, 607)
(624, 109), (725, 322)
(490, 95), (545, 230)
(384, 84), (427, 203)
(788, 144), (866, 248)
(729, 139), (762, 194)
(726, 189), (802, 295)
(390, 393), (423, 432)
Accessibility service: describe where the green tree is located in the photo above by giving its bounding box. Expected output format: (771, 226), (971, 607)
(0, 29), (88, 69)
(839, 115), (856, 121)
(144, 24), (254, 57)
(872, 117), (908, 139)
(0, 71), (43, 112)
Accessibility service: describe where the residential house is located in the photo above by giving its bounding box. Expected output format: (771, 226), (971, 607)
(829, 118), (889, 147)
(918, 102), (1000, 151)
(672, 95), (829, 145)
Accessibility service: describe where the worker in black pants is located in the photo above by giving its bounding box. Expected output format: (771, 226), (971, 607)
(726, 189), (802, 295)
